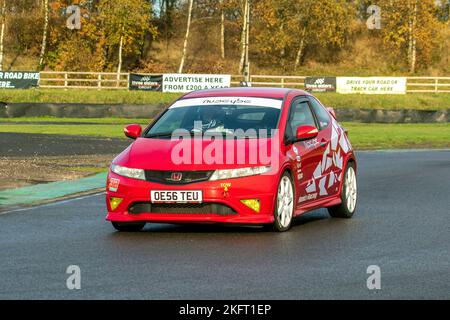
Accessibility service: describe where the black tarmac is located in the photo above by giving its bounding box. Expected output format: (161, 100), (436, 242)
(0, 150), (449, 299)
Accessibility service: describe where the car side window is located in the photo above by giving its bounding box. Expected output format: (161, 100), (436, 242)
(286, 99), (317, 139)
(309, 97), (331, 129)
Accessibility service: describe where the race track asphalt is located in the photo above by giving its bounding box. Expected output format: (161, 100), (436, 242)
(0, 132), (130, 157)
(0, 150), (449, 299)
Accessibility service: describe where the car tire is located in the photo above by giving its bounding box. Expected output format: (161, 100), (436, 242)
(328, 161), (357, 218)
(271, 172), (295, 232)
(111, 221), (146, 232)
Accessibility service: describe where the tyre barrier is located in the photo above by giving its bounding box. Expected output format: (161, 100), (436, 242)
(0, 103), (165, 119)
(0, 102), (448, 123)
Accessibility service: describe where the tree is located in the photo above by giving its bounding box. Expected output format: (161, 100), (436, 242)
(378, 0), (442, 73)
(253, 0), (355, 70)
(178, 0), (193, 73)
(238, 0), (250, 75)
(0, 0), (6, 71)
(39, 0), (49, 69)
(98, 0), (156, 75)
(220, 0), (225, 59)
(435, 0), (450, 21)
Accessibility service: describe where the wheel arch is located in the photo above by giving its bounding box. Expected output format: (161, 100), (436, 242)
(336, 152), (357, 196)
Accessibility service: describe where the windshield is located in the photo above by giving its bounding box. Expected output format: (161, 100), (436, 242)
(146, 97), (282, 138)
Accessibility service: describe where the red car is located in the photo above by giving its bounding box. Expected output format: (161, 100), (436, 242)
(106, 88), (357, 232)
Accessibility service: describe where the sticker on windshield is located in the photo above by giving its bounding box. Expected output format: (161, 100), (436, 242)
(169, 97), (283, 109)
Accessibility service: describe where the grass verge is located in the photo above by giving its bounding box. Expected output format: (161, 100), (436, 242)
(0, 89), (449, 110)
(0, 118), (449, 150)
(0, 117), (150, 124)
(315, 93), (450, 110)
(342, 123), (450, 150)
(0, 89), (181, 105)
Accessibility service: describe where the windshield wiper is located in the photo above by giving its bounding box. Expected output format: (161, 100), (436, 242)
(145, 131), (197, 138)
(145, 132), (174, 138)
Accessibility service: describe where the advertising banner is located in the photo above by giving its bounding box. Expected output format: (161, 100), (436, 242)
(129, 74), (162, 91)
(336, 77), (407, 94)
(162, 74), (231, 93)
(305, 77), (336, 92)
(0, 72), (39, 89)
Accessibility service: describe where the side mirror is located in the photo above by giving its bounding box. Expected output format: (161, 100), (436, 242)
(124, 124), (142, 139)
(296, 125), (319, 141)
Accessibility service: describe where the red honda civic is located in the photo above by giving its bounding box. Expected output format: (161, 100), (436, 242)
(106, 88), (357, 232)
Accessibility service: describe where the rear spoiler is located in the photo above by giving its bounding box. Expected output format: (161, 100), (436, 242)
(327, 107), (337, 120)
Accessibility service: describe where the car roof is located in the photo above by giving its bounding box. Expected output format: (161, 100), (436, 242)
(182, 87), (310, 100)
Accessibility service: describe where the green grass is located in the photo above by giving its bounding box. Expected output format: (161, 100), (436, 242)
(0, 123), (126, 137)
(0, 89), (181, 105)
(0, 119), (449, 150)
(314, 93), (450, 110)
(0, 89), (449, 110)
(0, 117), (151, 124)
(342, 123), (450, 150)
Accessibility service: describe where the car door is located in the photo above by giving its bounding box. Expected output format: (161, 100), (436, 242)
(284, 97), (323, 207)
(308, 96), (341, 199)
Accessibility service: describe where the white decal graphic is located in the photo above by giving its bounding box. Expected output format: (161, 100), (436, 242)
(305, 180), (316, 193)
(313, 163), (322, 179)
(325, 156), (332, 171)
(319, 176), (328, 196)
(333, 152), (343, 169)
(170, 97), (282, 109)
(331, 124), (339, 151)
(304, 138), (319, 149)
(299, 193), (317, 203)
(339, 132), (350, 153)
(305, 118), (350, 197)
(328, 172), (336, 188)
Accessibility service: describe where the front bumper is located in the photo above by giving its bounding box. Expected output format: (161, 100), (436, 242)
(105, 171), (278, 225)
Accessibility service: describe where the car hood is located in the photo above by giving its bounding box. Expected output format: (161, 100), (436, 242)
(113, 137), (277, 171)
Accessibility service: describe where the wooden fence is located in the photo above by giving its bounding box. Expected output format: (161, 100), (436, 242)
(38, 72), (450, 93)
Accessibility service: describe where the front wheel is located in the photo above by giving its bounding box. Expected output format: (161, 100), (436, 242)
(271, 172), (295, 232)
(111, 221), (146, 232)
(328, 162), (357, 218)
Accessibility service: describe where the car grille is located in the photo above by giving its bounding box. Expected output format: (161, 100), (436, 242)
(144, 170), (214, 185)
(128, 202), (236, 215)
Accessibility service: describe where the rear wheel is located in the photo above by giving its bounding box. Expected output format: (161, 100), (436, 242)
(271, 172), (295, 232)
(111, 221), (146, 232)
(328, 162), (357, 218)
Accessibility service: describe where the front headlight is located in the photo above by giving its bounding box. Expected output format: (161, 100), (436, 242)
(111, 164), (145, 180)
(209, 166), (271, 181)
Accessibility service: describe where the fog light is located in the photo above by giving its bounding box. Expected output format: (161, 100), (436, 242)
(109, 197), (123, 211)
(241, 199), (260, 212)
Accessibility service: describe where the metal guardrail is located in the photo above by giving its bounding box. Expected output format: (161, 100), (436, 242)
(39, 72), (450, 93)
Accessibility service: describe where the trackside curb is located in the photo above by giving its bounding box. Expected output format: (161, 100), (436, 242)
(0, 172), (107, 206)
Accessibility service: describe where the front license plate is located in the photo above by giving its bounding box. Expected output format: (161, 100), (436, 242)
(150, 190), (203, 204)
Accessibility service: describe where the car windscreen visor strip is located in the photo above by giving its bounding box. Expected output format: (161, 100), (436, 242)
(169, 97), (283, 109)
